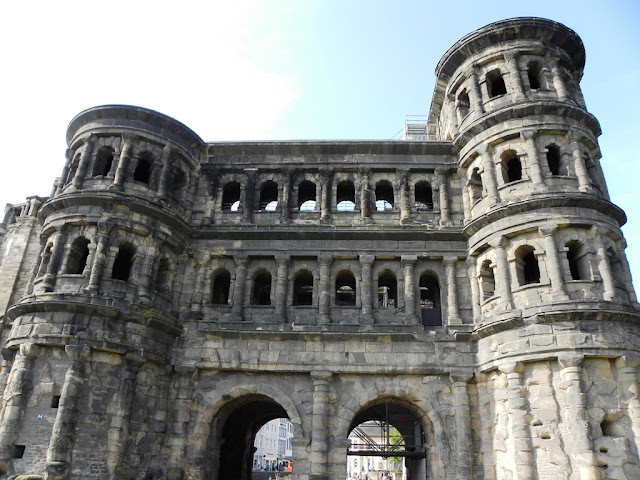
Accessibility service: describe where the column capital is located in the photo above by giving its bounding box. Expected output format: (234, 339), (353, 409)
(174, 363), (197, 377)
(498, 361), (524, 375)
(311, 370), (333, 383)
(1, 348), (16, 362)
(234, 254), (249, 266)
(520, 129), (538, 142)
(476, 143), (493, 156)
(539, 225), (558, 237)
(19, 342), (42, 359)
(65, 344), (91, 361)
(121, 133), (139, 145)
(87, 133), (99, 144)
(615, 356), (640, 369)
(434, 167), (449, 177)
(567, 130), (581, 143)
(124, 352), (146, 372)
(467, 255), (477, 266)
(318, 254), (333, 266)
(503, 50), (520, 62)
(450, 368), (474, 384)
(558, 353), (584, 369)
(359, 255), (375, 266)
(97, 219), (116, 235)
(275, 254), (290, 266)
(443, 256), (459, 267)
(488, 236), (508, 249)
(401, 255), (418, 266)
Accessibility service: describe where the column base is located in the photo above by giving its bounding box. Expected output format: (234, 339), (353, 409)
(45, 461), (69, 480)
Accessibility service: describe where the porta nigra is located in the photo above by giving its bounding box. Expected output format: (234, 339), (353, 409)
(0, 17), (638, 480)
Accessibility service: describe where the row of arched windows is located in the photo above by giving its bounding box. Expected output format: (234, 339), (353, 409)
(221, 179), (434, 213)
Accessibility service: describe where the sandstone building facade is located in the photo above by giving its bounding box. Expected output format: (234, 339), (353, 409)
(0, 17), (638, 480)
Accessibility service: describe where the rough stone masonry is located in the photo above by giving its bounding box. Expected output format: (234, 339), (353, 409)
(0, 16), (638, 480)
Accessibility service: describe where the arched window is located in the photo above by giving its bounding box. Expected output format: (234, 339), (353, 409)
(546, 145), (562, 176)
(252, 271), (272, 305)
(222, 182), (241, 211)
(336, 180), (355, 211)
(133, 152), (154, 184)
(293, 270), (313, 306)
(501, 150), (522, 183)
(566, 240), (588, 281)
(335, 270), (356, 306)
(112, 243), (136, 281)
(211, 269), (231, 305)
(415, 181), (433, 211)
(170, 168), (187, 201)
(377, 270), (397, 308)
(487, 69), (507, 98)
(154, 257), (172, 292)
(479, 260), (495, 299)
(259, 181), (278, 211)
(93, 146), (114, 177)
(527, 62), (542, 90)
(66, 237), (90, 275)
(469, 168), (483, 202)
(419, 272), (441, 326)
(375, 181), (394, 211)
(515, 245), (540, 286)
(456, 89), (470, 119)
(297, 181), (316, 211)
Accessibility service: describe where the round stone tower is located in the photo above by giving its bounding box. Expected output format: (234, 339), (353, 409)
(429, 17), (640, 478)
(2, 106), (204, 478)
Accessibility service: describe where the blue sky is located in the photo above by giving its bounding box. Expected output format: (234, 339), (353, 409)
(1, 0), (639, 287)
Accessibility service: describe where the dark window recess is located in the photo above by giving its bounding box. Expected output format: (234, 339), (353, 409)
(112, 244), (135, 281)
(252, 272), (272, 305)
(134, 152), (154, 184)
(212, 270), (231, 305)
(12, 445), (25, 459)
(93, 147), (114, 177)
(222, 182), (241, 211)
(487, 70), (507, 97)
(506, 157), (522, 182)
(523, 251), (540, 285)
(546, 145), (561, 176)
(66, 237), (90, 275)
(415, 181), (433, 211)
(51, 395), (61, 408)
(335, 271), (356, 306)
(528, 71), (540, 90)
(293, 270), (314, 306)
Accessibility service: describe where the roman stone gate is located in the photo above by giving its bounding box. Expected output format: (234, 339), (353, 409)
(0, 17), (639, 480)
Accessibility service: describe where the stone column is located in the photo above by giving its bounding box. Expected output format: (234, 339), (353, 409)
(310, 371), (332, 480)
(550, 60), (570, 102)
(444, 257), (462, 325)
(0, 349), (15, 402)
(467, 256), (482, 321)
(468, 66), (485, 115)
(359, 170), (371, 221)
(42, 228), (68, 292)
(167, 365), (197, 480)
(55, 149), (74, 195)
(450, 369), (474, 480)
(84, 222), (113, 293)
(280, 170), (292, 224)
(617, 240), (639, 306)
(478, 144), (499, 205)
(499, 362), (535, 480)
(0, 343), (41, 471)
(435, 169), (451, 226)
(489, 236), (513, 309)
(231, 255), (248, 321)
(137, 245), (158, 304)
(460, 168), (472, 223)
(106, 353), (145, 480)
(558, 354), (600, 479)
(242, 169), (257, 224)
(45, 344), (91, 480)
(399, 172), (411, 223)
(591, 227), (616, 301)
(568, 132), (592, 193)
(112, 135), (138, 190)
(504, 52), (525, 102)
(274, 255), (289, 323)
(72, 134), (98, 189)
(615, 357), (640, 462)
(202, 167), (219, 225)
(320, 169), (332, 224)
(539, 226), (570, 300)
(157, 146), (173, 199)
(521, 129), (546, 190)
(359, 255), (375, 324)
(402, 255), (419, 324)
(318, 255), (333, 324)
(190, 253), (207, 317)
